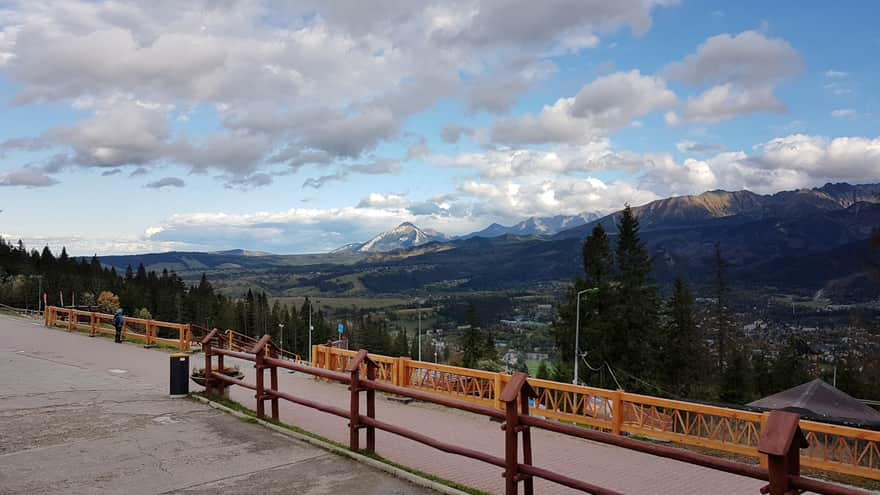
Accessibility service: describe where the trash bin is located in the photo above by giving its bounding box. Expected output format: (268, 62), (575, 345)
(169, 353), (189, 397)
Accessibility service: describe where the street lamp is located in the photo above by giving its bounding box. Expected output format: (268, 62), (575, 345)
(278, 323), (285, 356)
(573, 287), (600, 386)
(417, 302), (422, 362)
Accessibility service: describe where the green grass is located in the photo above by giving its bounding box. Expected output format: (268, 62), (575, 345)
(191, 393), (490, 495)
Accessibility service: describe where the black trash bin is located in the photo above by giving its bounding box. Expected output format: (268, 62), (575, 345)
(169, 353), (189, 397)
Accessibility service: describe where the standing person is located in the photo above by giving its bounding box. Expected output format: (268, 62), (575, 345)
(113, 308), (124, 343)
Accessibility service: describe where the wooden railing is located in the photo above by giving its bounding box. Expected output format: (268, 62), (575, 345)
(203, 334), (869, 495)
(311, 345), (880, 482)
(43, 306), (192, 351)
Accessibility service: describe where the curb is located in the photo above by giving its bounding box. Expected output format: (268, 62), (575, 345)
(190, 394), (473, 495)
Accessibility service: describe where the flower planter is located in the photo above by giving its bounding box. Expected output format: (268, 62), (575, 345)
(191, 369), (244, 398)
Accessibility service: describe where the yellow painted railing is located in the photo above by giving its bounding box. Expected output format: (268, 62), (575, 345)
(44, 306), (192, 351)
(312, 344), (880, 481)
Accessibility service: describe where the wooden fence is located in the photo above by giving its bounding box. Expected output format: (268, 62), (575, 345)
(203, 334), (869, 495)
(312, 345), (880, 481)
(43, 306), (192, 351)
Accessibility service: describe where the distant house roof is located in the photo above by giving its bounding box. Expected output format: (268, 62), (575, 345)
(748, 379), (880, 424)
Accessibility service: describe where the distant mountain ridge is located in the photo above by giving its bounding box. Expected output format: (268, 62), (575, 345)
(98, 182), (880, 302)
(553, 183), (880, 240)
(463, 212), (603, 239)
(335, 222), (449, 253)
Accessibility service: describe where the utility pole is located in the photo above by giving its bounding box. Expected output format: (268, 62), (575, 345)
(573, 287), (600, 386)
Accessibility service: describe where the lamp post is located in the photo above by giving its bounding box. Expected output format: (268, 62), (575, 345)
(308, 301), (313, 363)
(417, 303), (422, 362)
(278, 323), (284, 356)
(573, 287), (600, 386)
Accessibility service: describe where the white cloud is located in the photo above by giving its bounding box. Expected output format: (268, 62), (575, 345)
(357, 193), (410, 209)
(831, 109), (856, 119)
(491, 70), (677, 145)
(145, 177), (185, 189)
(824, 70), (848, 78)
(0, 0), (675, 187)
(676, 140), (725, 153)
(0, 167), (58, 187)
(665, 30), (801, 123)
(642, 134), (880, 195)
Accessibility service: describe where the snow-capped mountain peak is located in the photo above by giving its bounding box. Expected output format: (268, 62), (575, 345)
(340, 223), (449, 253)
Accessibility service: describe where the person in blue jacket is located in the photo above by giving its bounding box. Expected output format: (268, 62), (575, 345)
(113, 308), (124, 343)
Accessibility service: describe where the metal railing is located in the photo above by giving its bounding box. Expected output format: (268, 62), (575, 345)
(202, 333), (870, 495)
(312, 345), (880, 482)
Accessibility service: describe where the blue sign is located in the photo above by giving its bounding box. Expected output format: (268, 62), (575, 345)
(337, 323), (344, 334)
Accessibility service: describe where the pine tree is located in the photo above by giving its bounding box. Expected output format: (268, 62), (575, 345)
(657, 277), (703, 397)
(612, 205), (658, 379)
(583, 224), (613, 287)
(770, 340), (810, 392)
(536, 361), (550, 380)
(461, 303), (483, 368)
(393, 329), (409, 357)
(720, 344), (752, 403)
(712, 243), (734, 373)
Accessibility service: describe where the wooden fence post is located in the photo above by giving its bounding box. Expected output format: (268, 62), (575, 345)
(270, 358), (279, 421)
(366, 361), (377, 452)
(757, 411), (807, 495)
(519, 390), (535, 495)
(348, 360), (361, 450)
(255, 344), (265, 419)
(345, 349), (378, 453)
(204, 339), (214, 397)
(494, 373), (503, 410)
(612, 390), (624, 436)
(500, 372), (537, 495)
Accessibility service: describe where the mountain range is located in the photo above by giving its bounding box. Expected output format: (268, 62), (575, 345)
(333, 222), (449, 253)
(462, 212), (604, 240)
(98, 182), (880, 302)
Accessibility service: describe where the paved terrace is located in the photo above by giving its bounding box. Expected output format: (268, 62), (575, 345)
(1, 315), (774, 494)
(0, 314), (433, 495)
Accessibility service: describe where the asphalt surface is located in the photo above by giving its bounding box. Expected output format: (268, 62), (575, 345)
(0, 313), (435, 495)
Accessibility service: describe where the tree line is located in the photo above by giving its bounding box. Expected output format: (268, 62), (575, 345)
(548, 207), (880, 404)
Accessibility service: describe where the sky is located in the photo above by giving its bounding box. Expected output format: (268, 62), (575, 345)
(0, 0), (878, 255)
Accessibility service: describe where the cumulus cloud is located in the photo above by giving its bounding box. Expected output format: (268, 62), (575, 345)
(642, 134), (880, 195)
(143, 204), (485, 253)
(831, 109), (856, 119)
(491, 70), (677, 145)
(2, 234), (191, 257)
(664, 31), (801, 123)
(357, 193), (410, 209)
(302, 160), (402, 189)
(0, 167), (58, 187)
(145, 177), (185, 189)
(676, 140), (726, 154)
(0, 0), (675, 187)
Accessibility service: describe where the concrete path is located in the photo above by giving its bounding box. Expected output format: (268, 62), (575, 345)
(0, 314), (434, 495)
(1, 315), (772, 494)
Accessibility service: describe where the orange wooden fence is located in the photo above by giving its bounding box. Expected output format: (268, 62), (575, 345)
(312, 345), (880, 481)
(43, 306), (192, 351)
(205, 334), (870, 495)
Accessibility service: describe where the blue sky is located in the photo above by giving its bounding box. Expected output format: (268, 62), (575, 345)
(0, 1), (878, 255)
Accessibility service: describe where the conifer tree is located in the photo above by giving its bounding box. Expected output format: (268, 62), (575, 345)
(461, 303), (483, 368)
(612, 205), (658, 377)
(712, 243), (734, 373)
(658, 277), (703, 396)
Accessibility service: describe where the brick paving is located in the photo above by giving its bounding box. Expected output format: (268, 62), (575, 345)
(2, 315), (775, 494)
